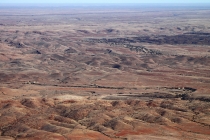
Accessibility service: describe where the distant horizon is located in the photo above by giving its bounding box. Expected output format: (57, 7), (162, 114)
(1, 3), (210, 8)
(1, 1), (210, 8)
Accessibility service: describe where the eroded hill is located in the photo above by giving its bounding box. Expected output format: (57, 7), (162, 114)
(0, 5), (210, 140)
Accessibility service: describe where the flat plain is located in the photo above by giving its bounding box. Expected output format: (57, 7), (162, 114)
(0, 5), (210, 140)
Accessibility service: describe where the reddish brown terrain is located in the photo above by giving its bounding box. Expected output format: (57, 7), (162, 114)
(0, 5), (210, 140)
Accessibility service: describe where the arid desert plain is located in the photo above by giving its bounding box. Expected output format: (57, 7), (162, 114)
(0, 4), (210, 140)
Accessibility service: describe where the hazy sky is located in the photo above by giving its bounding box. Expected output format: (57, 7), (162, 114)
(0, 0), (210, 3)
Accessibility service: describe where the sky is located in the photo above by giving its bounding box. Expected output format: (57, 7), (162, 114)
(0, 0), (210, 3)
